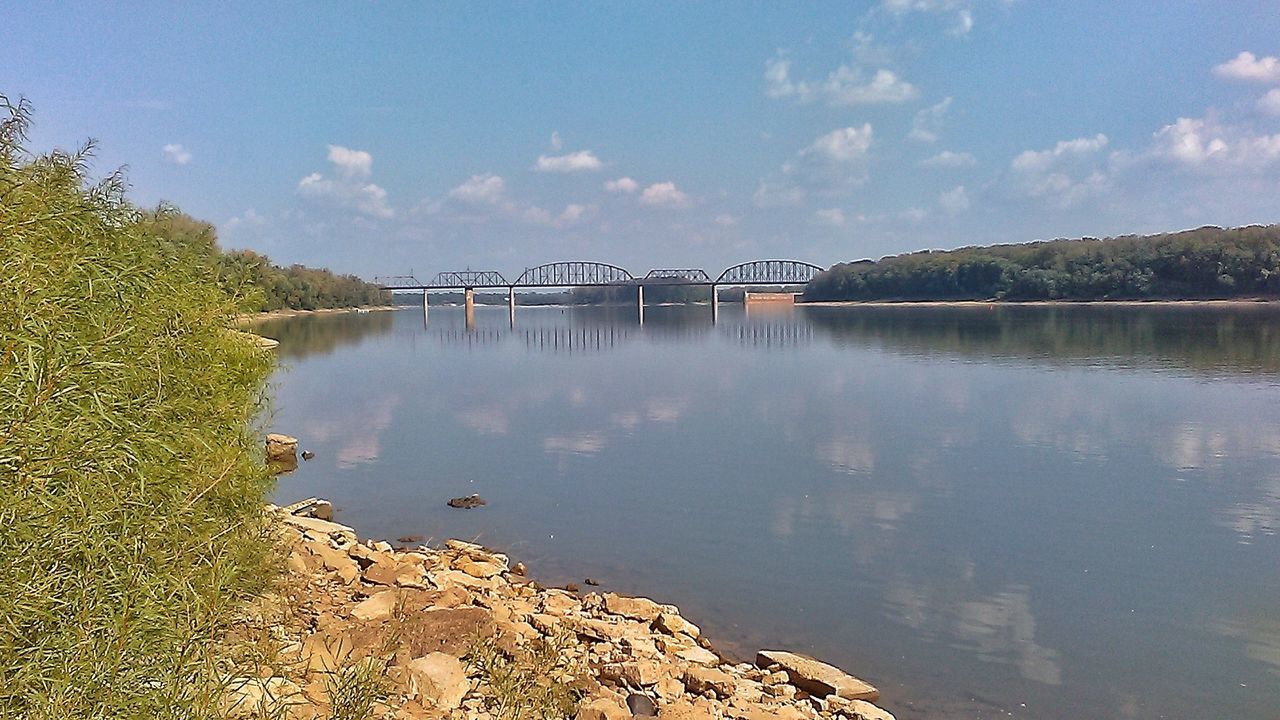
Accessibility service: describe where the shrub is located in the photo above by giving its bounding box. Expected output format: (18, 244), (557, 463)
(0, 98), (275, 718)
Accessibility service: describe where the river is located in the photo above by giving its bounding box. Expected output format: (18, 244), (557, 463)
(256, 302), (1280, 719)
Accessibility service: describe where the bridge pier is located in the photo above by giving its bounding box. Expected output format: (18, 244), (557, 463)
(710, 283), (719, 324)
(422, 289), (429, 324)
(464, 287), (475, 330)
(507, 286), (516, 328)
(637, 284), (644, 325)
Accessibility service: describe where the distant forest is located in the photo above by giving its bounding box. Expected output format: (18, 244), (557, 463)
(803, 225), (1280, 302)
(146, 211), (389, 312)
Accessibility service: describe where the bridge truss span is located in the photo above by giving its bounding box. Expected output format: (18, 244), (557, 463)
(715, 260), (826, 285)
(514, 261), (635, 287)
(373, 275), (425, 289)
(644, 268), (712, 283)
(431, 270), (509, 288)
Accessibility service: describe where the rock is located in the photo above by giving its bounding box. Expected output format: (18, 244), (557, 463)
(540, 589), (580, 616)
(627, 693), (658, 717)
(576, 695), (631, 720)
(222, 676), (303, 717)
(281, 514), (358, 547)
(397, 607), (495, 658)
(683, 666), (735, 698)
(351, 590), (400, 622)
(654, 613), (700, 638)
(603, 593), (665, 622)
(755, 650), (879, 702)
(447, 494), (486, 509)
(459, 558), (505, 579)
(585, 577), (601, 586)
(407, 653), (468, 710)
(846, 700), (895, 720)
(675, 646), (719, 666)
(657, 698), (719, 720)
(266, 433), (299, 460)
(301, 450), (316, 461)
(511, 561), (528, 576)
(300, 632), (353, 674)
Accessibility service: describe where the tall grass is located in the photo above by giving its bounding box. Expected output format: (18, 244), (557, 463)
(0, 98), (276, 718)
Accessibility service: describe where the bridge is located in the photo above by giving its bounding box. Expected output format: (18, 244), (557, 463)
(373, 259), (825, 325)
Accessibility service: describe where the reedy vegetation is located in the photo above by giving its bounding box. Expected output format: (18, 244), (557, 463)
(0, 99), (276, 718)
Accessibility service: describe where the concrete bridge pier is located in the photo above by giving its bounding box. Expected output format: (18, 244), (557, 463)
(507, 286), (516, 327)
(421, 289), (429, 324)
(464, 287), (476, 330)
(710, 283), (719, 324)
(637, 284), (645, 325)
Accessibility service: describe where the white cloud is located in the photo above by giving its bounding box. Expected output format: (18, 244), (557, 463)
(765, 54), (917, 106)
(604, 176), (639, 193)
(534, 150), (603, 173)
(1007, 134), (1111, 208)
(297, 173), (393, 219)
(920, 150), (976, 167)
(447, 174), (506, 204)
(803, 125), (875, 163)
(939, 185), (970, 213)
(1258, 88), (1280, 116)
(161, 143), (191, 165)
(1214, 51), (1280, 83)
(1148, 116), (1280, 170)
(639, 182), (691, 208)
(1011, 134), (1109, 172)
(714, 213), (738, 226)
(910, 97), (952, 142)
(823, 67), (918, 105)
(549, 131), (563, 151)
(881, 0), (977, 36)
(295, 144), (393, 218)
(815, 208), (847, 226)
(558, 204), (586, 223)
(327, 145), (373, 177)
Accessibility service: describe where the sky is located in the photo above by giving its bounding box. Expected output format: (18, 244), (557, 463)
(6, 1), (1280, 279)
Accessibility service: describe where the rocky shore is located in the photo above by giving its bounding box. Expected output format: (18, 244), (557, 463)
(225, 500), (895, 720)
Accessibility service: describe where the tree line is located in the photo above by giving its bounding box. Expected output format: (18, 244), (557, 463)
(143, 210), (389, 312)
(803, 225), (1280, 302)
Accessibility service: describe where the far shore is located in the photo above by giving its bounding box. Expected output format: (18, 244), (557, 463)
(234, 305), (399, 325)
(799, 297), (1280, 308)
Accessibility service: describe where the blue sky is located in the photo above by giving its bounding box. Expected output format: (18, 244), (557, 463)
(6, 2), (1280, 278)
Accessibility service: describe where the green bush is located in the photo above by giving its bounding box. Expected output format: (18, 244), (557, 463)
(0, 98), (276, 718)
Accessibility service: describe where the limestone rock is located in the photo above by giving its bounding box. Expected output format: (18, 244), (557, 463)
(683, 666), (735, 698)
(576, 695), (632, 720)
(407, 653), (468, 710)
(755, 650), (878, 702)
(676, 646), (720, 666)
(655, 612), (700, 638)
(266, 433), (298, 460)
(351, 590), (399, 622)
(846, 700), (895, 720)
(658, 698), (719, 720)
(603, 593), (664, 622)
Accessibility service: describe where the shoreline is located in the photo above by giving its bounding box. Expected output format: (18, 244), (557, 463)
(235, 305), (399, 325)
(229, 499), (895, 719)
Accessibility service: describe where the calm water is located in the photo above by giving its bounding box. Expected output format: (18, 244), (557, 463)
(257, 303), (1280, 720)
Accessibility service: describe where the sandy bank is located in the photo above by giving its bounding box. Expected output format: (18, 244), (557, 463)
(235, 305), (399, 325)
(222, 500), (894, 720)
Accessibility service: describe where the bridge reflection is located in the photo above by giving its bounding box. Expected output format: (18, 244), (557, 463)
(423, 306), (813, 353)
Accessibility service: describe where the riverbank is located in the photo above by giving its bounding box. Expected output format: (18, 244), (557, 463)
(225, 500), (894, 720)
(235, 305), (399, 325)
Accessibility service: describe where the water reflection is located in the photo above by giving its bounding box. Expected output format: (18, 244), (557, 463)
(252, 310), (394, 358)
(806, 303), (1280, 377)
(264, 304), (1280, 720)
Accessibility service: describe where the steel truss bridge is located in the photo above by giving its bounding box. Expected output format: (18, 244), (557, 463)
(373, 259), (824, 291)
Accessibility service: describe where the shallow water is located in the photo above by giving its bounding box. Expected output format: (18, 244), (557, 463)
(259, 303), (1280, 719)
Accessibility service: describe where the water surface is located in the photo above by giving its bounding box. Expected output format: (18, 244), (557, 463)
(258, 303), (1280, 720)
